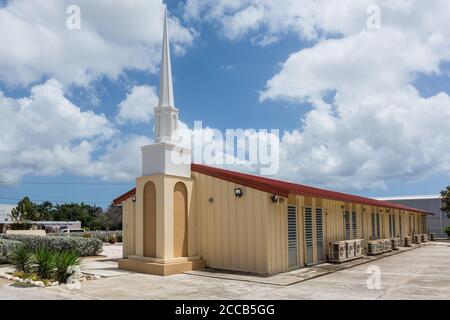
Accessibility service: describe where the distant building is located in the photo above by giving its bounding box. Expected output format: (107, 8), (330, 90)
(0, 204), (15, 224)
(375, 195), (448, 238)
(0, 204), (81, 234)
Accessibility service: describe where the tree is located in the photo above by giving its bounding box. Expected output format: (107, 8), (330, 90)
(9, 197), (40, 223)
(37, 201), (54, 221)
(105, 205), (122, 230)
(441, 185), (450, 219)
(53, 203), (102, 228)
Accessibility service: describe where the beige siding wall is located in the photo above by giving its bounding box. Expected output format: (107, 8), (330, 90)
(121, 172), (429, 274)
(192, 172), (274, 274)
(122, 197), (136, 258)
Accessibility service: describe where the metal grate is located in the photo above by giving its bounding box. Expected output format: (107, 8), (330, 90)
(287, 205), (298, 267)
(352, 211), (357, 239)
(316, 208), (325, 262)
(371, 213), (376, 239)
(344, 211), (350, 240)
(305, 207), (313, 247)
(316, 208), (323, 246)
(305, 207), (313, 265)
(376, 213), (381, 239)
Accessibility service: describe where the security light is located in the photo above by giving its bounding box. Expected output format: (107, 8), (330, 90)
(234, 188), (243, 198)
(132, 196), (136, 203)
(271, 194), (279, 203)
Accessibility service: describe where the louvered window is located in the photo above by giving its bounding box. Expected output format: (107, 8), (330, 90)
(376, 213), (381, 239)
(371, 213), (376, 239)
(344, 211), (350, 240)
(305, 207), (313, 265)
(287, 205), (298, 267)
(316, 208), (325, 262)
(352, 211), (357, 239)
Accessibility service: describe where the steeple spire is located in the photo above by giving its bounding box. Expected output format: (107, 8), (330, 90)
(154, 8), (179, 144)
(159, 8), (174, 107)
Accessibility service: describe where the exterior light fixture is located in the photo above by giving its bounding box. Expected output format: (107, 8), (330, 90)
(271, 195), (279, 203)
(234, 188), (243, 198)
(132, 196), (136, 203)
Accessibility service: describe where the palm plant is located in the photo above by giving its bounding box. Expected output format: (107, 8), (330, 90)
(33, 247), (55, 279)
(54, 251), (81, 284)
(10, 245), (33, 273)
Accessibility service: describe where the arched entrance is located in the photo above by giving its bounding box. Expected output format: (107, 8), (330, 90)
(173, 182), (188, 257)
(144, 181), (156, 257)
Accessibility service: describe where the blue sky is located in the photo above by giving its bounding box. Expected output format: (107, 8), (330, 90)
(0, 0), (449, 207)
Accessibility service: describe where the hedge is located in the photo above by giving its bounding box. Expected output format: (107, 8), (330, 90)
(0, 239), (23, 264)
(64, 231), (123, 243)
(0, 235), (103, 257)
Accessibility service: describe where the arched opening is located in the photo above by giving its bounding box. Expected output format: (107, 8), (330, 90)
(173, 182), (188, 257)
(144, 181), (156, 257)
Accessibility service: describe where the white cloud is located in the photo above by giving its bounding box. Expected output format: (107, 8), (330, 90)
(116, 85), (158, 124)
(185, 0), (450, 190)
(0, 0), (193, 87)
(0, 79), (154, 182)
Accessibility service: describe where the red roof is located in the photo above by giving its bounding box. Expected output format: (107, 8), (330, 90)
(113, 164), (431, 215)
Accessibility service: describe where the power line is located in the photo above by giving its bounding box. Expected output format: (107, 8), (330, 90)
(0, 181), (133, 186)
(0, 196), (112, 205)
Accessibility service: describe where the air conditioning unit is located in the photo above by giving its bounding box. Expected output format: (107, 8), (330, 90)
(377, 240), (385, 252)
(368, 241), (382, 255)
(354, 239), (364, 257)
(329, 241), (347, 263)
(413, 234), (421, 244)
(404, 236), (412, 247)
(391, 238), (401, 250)
(346, 240), (355, 258)
(421, 234), (428, 242)
(384, 239), (392, 251)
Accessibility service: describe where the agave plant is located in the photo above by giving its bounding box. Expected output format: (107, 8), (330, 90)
(54, 251), (81, 284)
(10, 245), (33, 273)
(33, 247), (55, 279)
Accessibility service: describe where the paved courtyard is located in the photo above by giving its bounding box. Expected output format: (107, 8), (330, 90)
(0, 242), (449, 300)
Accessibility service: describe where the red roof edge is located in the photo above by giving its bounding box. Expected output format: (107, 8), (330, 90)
(112, 164), (432, 215)
(113, 188), (136, 206)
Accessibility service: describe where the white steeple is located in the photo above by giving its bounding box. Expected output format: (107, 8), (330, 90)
(159, 8), (174, 108)
(141, 7), (191, 178)
(154, 8), (179, 144)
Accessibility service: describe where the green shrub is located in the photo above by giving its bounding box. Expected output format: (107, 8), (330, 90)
(444, 226), (450, 236)
(10, 223), (32, 230)
(0, 239), (23, 264)
(54, 251), (81, 284)
(10, 245), (34, 273)
(0, 235), (103, 256)
(33, 247), (55, 280)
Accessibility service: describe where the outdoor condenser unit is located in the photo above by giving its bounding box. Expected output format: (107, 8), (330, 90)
(354, 239), (364, 257)
(420, 234), (428, 243)
(329, 241), (347, 263)
(391, 238), (401, 250)
(404, 236), (412, 247)
(377, 240), (385, 252)
(413, 234), (421, 244)
(346, 240), (355, 258)
(367, 241), (382, 255)
(384, 239), (392, 251)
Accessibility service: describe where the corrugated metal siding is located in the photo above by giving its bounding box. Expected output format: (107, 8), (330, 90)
(193, 171), (272, 274)
(387, 198), (448, 237)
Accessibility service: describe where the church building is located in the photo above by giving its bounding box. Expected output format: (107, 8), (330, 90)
(113, 10), (431, 276)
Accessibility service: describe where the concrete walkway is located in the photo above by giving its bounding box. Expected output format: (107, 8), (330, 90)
(0, 242), (449, 300)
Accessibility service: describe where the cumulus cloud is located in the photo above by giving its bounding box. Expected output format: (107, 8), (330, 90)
(116, 85), (158, 124)
(0, 79), (153, 182)
(185, 0), (450, 190)
(0, 0), (193, 87)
